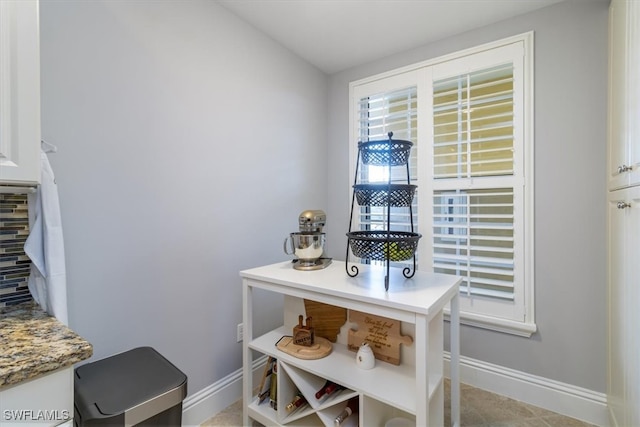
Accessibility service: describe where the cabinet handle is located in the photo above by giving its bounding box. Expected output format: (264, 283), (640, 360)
(617, 164), (633, 173)
(617, 202), (631, 209)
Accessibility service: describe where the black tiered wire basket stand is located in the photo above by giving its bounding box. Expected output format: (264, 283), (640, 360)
(346, 132), (421, 291)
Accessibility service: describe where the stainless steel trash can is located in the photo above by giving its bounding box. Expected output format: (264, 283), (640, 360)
(73, 347), (187, 426)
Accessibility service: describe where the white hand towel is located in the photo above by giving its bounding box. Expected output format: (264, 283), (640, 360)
(24, 148), (68, 325)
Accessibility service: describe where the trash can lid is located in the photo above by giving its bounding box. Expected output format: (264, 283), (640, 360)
(75, 346), (187, 416)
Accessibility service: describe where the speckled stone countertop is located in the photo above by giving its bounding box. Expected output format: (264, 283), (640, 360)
(0, 301), (93, 388)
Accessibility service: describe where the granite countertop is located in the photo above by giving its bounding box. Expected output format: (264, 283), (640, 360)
(0, 301), (93, 388)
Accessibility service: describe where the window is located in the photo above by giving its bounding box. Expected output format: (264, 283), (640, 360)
(349, 34), (535, 336)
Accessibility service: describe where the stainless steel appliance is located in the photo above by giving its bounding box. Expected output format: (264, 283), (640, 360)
(283, 210), (332, 270)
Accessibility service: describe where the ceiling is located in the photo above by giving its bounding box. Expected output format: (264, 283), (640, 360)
(217, 0), (563, 74)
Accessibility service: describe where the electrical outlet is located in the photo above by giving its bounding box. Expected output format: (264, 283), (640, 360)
(237, 323), (243, 342)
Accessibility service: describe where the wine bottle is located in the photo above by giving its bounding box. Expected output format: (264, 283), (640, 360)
(315, 380), (345, 400)
(315, 380), (333, 399)
(324, 381), (344, 396)
(285, 392), (308, 412)
(334, 397), (359, 426)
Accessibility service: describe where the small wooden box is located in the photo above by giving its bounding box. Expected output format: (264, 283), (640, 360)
(293, 315), (314, 346)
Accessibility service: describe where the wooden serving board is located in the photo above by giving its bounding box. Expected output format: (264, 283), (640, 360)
(276, 336), (333, 360)
(303, 300), (347, 342)
(347, 310), (413, 365)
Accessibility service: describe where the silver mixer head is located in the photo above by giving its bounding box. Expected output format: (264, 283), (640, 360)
(298, 210), (326, 233)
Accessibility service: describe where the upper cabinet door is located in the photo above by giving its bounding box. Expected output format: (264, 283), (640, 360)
(0, 0), (40, 185)
(608, 0), (640, 191)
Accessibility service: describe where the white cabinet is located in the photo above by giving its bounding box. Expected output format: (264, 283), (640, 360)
(608, 186), (640, 427)
(608, 0), (640, 190)
(607, 1), (640, 426)
(240, 261), (461, 427)
(0, 367), (73, 426)
(0, 0), (40, 184)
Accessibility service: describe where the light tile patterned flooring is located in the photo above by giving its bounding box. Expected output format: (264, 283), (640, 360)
(201, 380), (597, 427)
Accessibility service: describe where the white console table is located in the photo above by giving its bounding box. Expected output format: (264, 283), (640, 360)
(241, 261), (461, 426)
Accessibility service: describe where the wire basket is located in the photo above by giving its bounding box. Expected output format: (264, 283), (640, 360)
(358, 139), (413, 166)
(353, 184), (416, 207)
(346, 231), (421, 261)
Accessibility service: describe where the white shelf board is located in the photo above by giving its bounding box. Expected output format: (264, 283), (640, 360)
(248, 399), (325, 427)
(249, 326), (442, 414)
(241, 261), (461, 322)
(279, 362), (358, 411)
(248, 398), (278, 426)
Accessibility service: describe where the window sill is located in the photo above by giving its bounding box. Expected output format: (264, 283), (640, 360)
(444, 308), (537, 337)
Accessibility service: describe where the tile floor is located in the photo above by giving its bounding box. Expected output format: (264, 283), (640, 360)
(200, 380), (597, 427)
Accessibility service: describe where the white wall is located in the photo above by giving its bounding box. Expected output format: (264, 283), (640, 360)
(326, 0), (609, 393)
(39, 0), (328, 396)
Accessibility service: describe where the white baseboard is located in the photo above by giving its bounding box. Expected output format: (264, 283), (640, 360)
(183, 354), (608, 427)
(445, 353), (609, 427)
(181, 356), (267, 427)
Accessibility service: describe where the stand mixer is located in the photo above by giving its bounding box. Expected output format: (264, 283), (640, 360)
(283, 210), (332, 270)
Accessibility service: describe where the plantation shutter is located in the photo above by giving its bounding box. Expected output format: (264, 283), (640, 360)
(432, 188), (514, 299)
(433, 64), (515, 179)
(431, 62), (518, 300)
(351, 36), (533, 331)
(355, 86), (418, 266)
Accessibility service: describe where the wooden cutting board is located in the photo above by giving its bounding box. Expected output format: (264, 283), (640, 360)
(276, 336), (333, 360)
(347, 310), (413, 365)
(303, 300), (347, 342)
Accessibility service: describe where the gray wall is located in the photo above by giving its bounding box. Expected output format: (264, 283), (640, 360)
(40, 0), (608, 400)
(39, 0), (328, 395)
(325, 0), (609, 392)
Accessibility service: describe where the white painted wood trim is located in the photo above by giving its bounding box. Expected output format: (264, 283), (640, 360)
(350, 32), (534, 88)
(186, 353), (608, 427)
(181, 356), (266, 427)
(444, 353), (609, 427)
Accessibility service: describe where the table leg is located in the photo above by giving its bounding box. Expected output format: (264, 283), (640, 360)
(450, 293), (460, 427)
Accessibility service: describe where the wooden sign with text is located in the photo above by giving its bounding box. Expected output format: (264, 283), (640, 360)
(347, 310), (413, 365)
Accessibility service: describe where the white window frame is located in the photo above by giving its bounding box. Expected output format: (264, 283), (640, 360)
(349, 33), (535, 337)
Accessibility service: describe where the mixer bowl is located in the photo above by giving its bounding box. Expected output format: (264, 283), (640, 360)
(284, 232), (325, 261)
